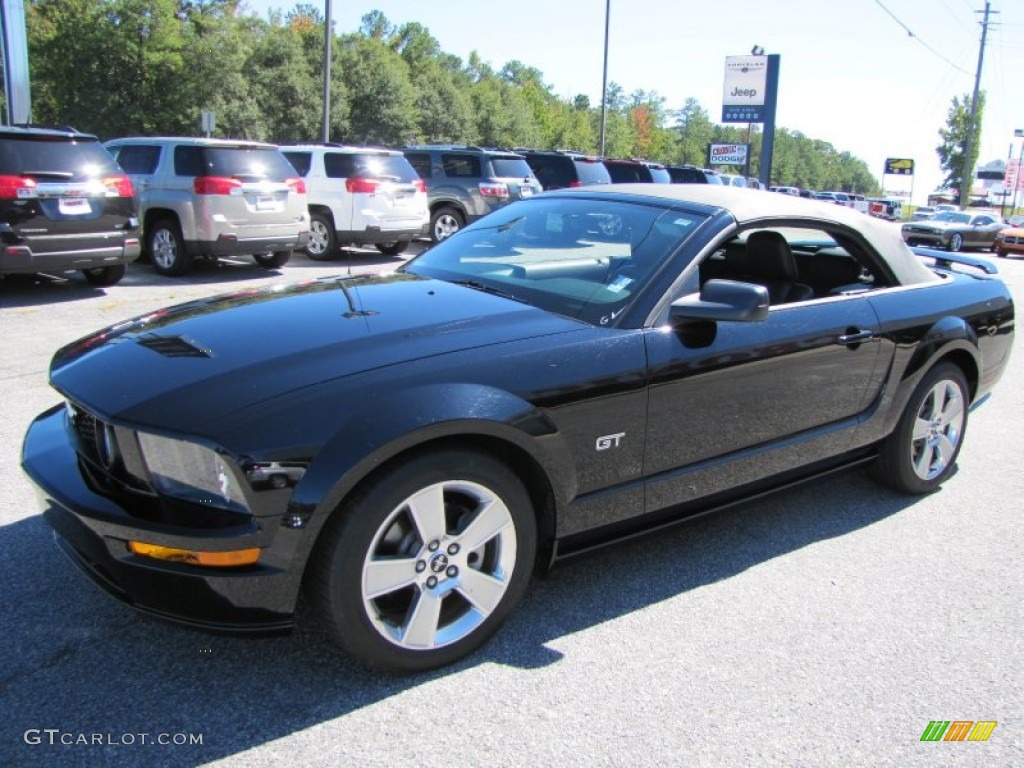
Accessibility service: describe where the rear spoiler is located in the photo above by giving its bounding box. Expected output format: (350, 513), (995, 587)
(911, 246), (999, 275)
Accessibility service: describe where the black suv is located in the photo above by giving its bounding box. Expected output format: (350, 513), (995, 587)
(602, 158), (671, 184)
(0, 126), (140, 285)
(402, 145), (542, 242)
(516, 149), (612, 190)
(666, 165), (723, 184)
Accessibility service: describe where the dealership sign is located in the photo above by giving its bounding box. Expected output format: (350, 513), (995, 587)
(722, 56), (767, 123)
(710, 143), (748, 166)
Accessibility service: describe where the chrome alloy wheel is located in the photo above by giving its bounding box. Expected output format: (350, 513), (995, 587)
(307, 219), (330, 257)
(151, 228), (178, 270)
(361, 480), (517, 651)
(433, 212), (461, 241)
(910, 378), (965, 481)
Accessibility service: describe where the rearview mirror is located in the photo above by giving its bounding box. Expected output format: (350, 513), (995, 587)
(670, 279), (770, 323)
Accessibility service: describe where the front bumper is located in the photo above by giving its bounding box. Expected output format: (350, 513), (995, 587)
(21, 405), (302, 634)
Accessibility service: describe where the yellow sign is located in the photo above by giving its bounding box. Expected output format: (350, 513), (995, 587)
(885, 158), (914, 175)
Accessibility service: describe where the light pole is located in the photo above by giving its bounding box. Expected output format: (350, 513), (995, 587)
(322, 0), (332, 143)
(599, 0), (610, 157)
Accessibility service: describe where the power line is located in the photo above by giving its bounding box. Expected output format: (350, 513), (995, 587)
(871, 0), (974, 76)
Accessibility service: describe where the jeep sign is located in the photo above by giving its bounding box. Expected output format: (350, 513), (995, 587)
(710, 143), (748, 166)
(722, 55), (767, 123)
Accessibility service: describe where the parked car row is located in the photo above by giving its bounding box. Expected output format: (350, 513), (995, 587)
(8, 125), (1023, 286)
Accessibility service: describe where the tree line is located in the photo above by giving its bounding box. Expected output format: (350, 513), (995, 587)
(23, 1), (881, 194)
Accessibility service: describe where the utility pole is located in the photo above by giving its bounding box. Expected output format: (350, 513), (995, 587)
(959, 1), (995, 208)
(322, 0), (332, 143)
(599, 0), (610, 157)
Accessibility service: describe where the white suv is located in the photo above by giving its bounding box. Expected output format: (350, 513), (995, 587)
(282, 145), (429, 258)
(105, 137), (309, 276)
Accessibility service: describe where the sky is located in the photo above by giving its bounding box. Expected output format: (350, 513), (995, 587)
(242, 0), (1023, 205)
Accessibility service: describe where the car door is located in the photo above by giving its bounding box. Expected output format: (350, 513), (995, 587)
(641, 251), (888, 513)
(967, 214), (1000, 248)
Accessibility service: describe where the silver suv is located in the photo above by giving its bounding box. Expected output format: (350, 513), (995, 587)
(402, 145), (542, 242)
(282, 144), (428, 259)
(105, 137), (309, 276)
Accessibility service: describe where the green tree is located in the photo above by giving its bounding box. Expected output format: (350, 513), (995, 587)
(937, 92), (985, 202)
(670, 97), (714, 166)
(338, 33), (418, 145)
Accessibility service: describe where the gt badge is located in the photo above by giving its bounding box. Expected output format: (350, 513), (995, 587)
(596, 432), (625, 451)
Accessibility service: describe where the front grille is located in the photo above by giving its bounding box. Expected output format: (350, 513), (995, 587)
(66, 401), (152, 494)
(1003, 235), (1022, 245)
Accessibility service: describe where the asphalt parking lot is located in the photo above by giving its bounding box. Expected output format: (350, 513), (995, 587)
(1, 245), (1021, 767)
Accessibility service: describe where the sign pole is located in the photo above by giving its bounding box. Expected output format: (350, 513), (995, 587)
(758, 55), (780, 188)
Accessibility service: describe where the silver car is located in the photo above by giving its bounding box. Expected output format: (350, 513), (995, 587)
(105, 137), (309, 275)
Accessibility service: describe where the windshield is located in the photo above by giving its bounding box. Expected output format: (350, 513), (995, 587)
(403, 197), (705, 326)
(931, 212), (971, 224)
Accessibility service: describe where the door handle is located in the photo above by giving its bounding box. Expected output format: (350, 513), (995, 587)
(837, 329), (874, 345)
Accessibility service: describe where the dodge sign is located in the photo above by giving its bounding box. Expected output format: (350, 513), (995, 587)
(710, 143), (749, 166)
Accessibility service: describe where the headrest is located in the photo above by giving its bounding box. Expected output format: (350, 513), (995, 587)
(803, 253), (862, 286)
(745, 231), (798, 280)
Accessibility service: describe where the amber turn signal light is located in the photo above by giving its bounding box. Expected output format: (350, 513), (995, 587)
(128, 541), (261, 567)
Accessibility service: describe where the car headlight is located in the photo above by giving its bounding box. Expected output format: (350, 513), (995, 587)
(137, 432), (249, 512)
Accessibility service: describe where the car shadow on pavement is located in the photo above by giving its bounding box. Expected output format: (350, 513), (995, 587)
(0, 467), (918, 765)
(0, 273), (107, 307)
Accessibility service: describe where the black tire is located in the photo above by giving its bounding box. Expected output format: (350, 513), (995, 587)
(254, 250), (292, 269)
(375, 241), (409, 256)
(148, 219), (191, 276)
(81, 264), (126, 286)
(870, 362), (969, 494)
(430, 206), (464, 243)
(948, 233), (963, 252)
(997, 249), (1007, 258)
(309, 449), (536, 671)
(306, 213), (336, 260)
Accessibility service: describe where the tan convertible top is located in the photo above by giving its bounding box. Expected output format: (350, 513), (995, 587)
(557, 184), (939, 286)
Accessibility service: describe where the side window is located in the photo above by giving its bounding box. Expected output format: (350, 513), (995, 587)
(974, 216), (994, 225)
(173, 146), (205, 177)
(699, 226), (887, 305)
(115, 145), (161, 175)
(532, 159), (571, 189)
(442, 154), (480, 178)
(324, 153), (356, 179)
(405, 153), (431, 179)
(283, 151), (312, 177)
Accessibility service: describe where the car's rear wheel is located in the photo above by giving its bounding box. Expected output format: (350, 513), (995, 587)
(309, 449), (536, 671)
(254, 250), (292, 269)
(948, 233), (963, 252)
(148, 219), (191, 276)
(431, 206), (464, 243)
(376, 241), (409, 256)
(871, 362), (969, 494)
(81, 264), (126, 286)
(307, 213), (336, 260)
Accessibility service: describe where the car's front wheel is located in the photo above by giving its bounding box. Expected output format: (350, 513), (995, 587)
(306, 213), (336, 260)
(948, 233), (964, 252)
(254, 250), (292, 269)
(81, 264), (126, 286)
(148, 219), (191, 276)
(871, 362), (969, 494)
(309, 449), (536, 671)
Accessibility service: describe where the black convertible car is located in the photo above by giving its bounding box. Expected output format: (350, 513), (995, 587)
(22, 186), (1014, 671)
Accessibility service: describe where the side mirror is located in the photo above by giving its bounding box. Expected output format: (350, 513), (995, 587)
(670, 279), (770, 323)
